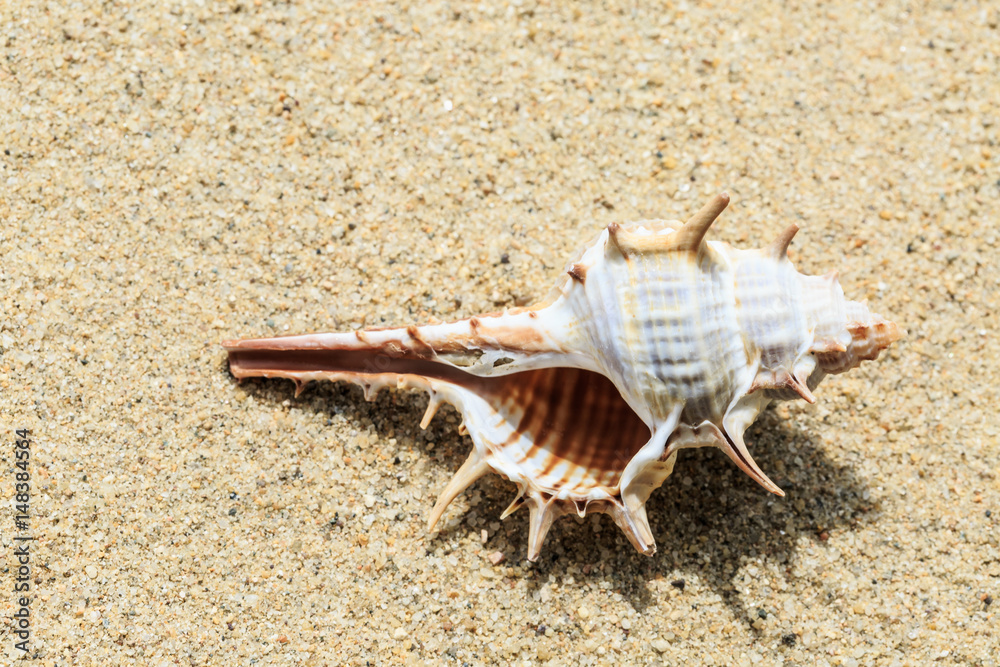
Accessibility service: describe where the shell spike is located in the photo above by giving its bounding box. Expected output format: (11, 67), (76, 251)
(766, 224), (799, 260)
(526, 497), (558, 562)
(717, 428), (784, 496)
(719, 399), (785, 496)
(420, 393), (442, 429)
(605, 222), (627, 256)
(293, 379), (309, 398)
(751, 369), (818, 404)
(427, 452), (490, 532)
(500, 487), (527, 520)
(671, 192), (729, 252)
(786, 372), (817, 404)
(611, 498), (656, 556)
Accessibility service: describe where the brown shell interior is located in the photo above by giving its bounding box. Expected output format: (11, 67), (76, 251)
(487, 367), (650, 495)
(227, 347), (650, 497)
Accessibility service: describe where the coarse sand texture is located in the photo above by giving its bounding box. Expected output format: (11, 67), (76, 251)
(1, 1), (998, 665)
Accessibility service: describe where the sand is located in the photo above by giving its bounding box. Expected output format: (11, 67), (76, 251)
(1, 0), (997, 664)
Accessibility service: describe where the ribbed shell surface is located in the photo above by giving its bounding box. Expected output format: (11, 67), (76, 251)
(559, 233), (748, 427)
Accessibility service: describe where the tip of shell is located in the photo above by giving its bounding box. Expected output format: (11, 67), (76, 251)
(883, 319), (906, 344)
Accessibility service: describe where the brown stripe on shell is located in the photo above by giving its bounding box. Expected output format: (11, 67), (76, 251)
(587, 372), (627, 481)
(528, 369), (565, 470)
(561, 368), (613, 490)
(502, 367), (554, 467)
(524, 369), (593, 485)
(495, 368), (648, 496)
(533, 371), (585, 484)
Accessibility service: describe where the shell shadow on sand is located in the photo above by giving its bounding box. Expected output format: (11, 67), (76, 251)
(231, 368), (872, 627)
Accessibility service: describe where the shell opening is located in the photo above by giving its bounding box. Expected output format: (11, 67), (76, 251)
(228, 341), (658, 558)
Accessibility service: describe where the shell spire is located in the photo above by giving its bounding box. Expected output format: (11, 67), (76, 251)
(224, 194), (903, 561)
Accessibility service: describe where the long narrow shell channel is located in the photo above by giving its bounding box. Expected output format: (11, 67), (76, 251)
(224, 194), (903, 561)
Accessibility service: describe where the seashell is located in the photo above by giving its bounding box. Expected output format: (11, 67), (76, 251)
(224, 193), (903, 560)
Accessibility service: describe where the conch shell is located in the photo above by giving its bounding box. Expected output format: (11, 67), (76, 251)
(224, 194), (903, 560)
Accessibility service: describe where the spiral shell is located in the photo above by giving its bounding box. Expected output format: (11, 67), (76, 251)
(224, 194), (903, 560)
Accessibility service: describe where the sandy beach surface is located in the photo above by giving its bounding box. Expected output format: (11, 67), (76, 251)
(1, 1), (998, 664)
